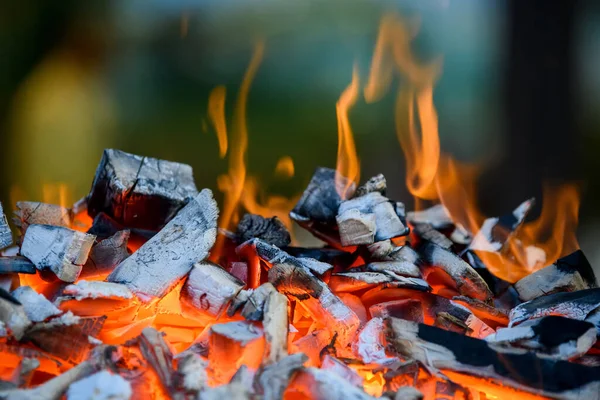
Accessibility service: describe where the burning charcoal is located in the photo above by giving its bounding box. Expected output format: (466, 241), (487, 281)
(391, 387), (424, 400)
(487, 316), (597, 359)
(208, 321), (265, 384)
(386, 317), (600, 397)
(10, 358), (39, 388)
(82, 230), (130, 277)
(366, 260), (421, 278)
(59, 280), (134, 302)
(87, 149), (198, 230)
(25, 313), (106, 363)
(384, 362), (470, 400)
(321, 355), (363, 387)
(419, 241), (493, 301)
(0, 256), (36, 274)
(367, 240), (395, 259)
(354, 173), (387, 197)
(329, 271), (430, 293)
(229, 261), (248, 283)
(284, 246), (355, 265)
(236, 214), (291, 248)
(239, 238), (333, 275)
(369, 299), (424, 322)
(451, 296), (509, 328)
(108, 189), (218, 299)
(262, 288), (289, 365)
(510, 288), (600, 328)
(13, 201), (71, 236)
(353, 317), (399, 367)
(255, 353), (307, 400)
(291, 167), (352, 223)
(0, 288), (31, 340)
(181, 261), (245, 317)
(406, 204), (453, 229)
(336, 209), (376, 246)
(469, 198), (534, 252)
(21, 224), (96, 283)
(66, 370), (132, 400)
(176, 353), (209, 393)
(11, 286), (61, 322)
(87, 212), (155, 242)
(515, 250), (598, 302)
(198, 382), (251, 400)
(227, 289), (252, 317)
(292, 367), (377, 400)
(0, 202), (12, 250)
(269, 263), (361, 346)
(291, 330), (331, 366)
(412, 224), (453, 249)
(138, 328), (176, 393)
(337, 192), (408, 242)
(241, 283), (276, 321)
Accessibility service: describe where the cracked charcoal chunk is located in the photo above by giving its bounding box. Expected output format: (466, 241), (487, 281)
(0, 203), (13, 250)
(87, 149), (198, 231)
(236, 214), (291, 247)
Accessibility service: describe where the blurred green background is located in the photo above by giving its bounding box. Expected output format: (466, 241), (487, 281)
(1, 0), (600, 268)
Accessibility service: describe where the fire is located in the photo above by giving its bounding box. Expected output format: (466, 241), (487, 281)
(335, 65), (361, 199)
(274, 156), (295, 179)
(207, 85), (228, 159)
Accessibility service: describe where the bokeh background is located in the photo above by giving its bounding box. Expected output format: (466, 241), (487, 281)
(1, 0), (600, 269)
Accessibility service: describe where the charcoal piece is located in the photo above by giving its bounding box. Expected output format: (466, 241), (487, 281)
(367, 240), (395, 259)
(87, 149), (199, 231)
(0, 203), (12, 250)
(354, 173), (386, 197)
(419, 241), (493, 301)
(406, 204), (453, 229)
(227, 289), (252, 317)
(336, 209), (376, 246)
(337, 192), (408, 241)
(138, 328), (176, 393)
(320, 355), (363, 387)
(0, 257), (35, 274)
(241, 283), (276, 321)
(292, 367), (376, 400)
(383, 361), (470, 399)
(237, 214), (290, 248)
(268, 263), (360, 346)
(238, 238), (333, 275)
(451, 296), (509, 328)
(108, 189), (218, 299)
(255, 353), (307, 400)
(450, 224), (472, 245)
(366, 261), (421, 278)
(391, 387), (423, 400)
(21, 224), (95, 283)
(181, 261), (245, 317)
(385, 317), (600, 397)
(469, 198), (534, 253)
(488, 316), (597, 359)
(291, 167), (352, 223)
(13, 201), (71, 237)
(59, 280), (134, 302)
(262, 289), (289, 365)
(66, 370), (132, 400)
(11, 286), (61, 322)
(83, 230), (130, 276)
(329, 271), (430, 293)
(176, 353), (208, 393)
(556, 250), (598, 288)
(509, 288), (600, 328)
(515, 262), (589, 302)
(87, 212), (155, 241)
(0, 288), (31, 340)
(463, 250), (514, 297)
(284, 246), (357, 266)
(389, 245), (420, 263)
(353, 317), (400, 367)
(412, 224), (453, 249)
(198, 382), (251, 400)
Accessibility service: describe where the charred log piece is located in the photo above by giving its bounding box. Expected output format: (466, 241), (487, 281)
(262, 288), (289, 365)
(24, 313), (106, 364)
(138, 328), (176, 394)
(366, 261), (421, 278)
(87, 212), (155, 242)
(337, 192), (408, 244)
(13, 201), (71, 237)
(21, 225), (95, 283)
(385, 317), (600, 398)
(407, 204), (453, 229)
(463, 250), (515, 298)
(0, 203), (13, 250)
(58, 280), (134, 302)
(176, 353), (209, 394)
(469, 198), (534, 253)
(208, 321), (265, 385)
(419, 241), (493, 302)
(255, 352), (307, 400)
(0, 288), (31, 340)
(329, 271), (430, 293)
(509, 288), (600, 329)
(0, 256), (36, 274)
(181, 261), (245, 317)
(353, 317), (400, 367)
(241, 283), (276, 321)
(269, 263), (360, 346)
(108, 189), (218, 299)
(354, 174), (387, 198)
(451, 296), (509, 329)
(411, 224), (453, 249)
(291, 167), (353, 223)
(515, 250), (598, 302)
(336, 209), (376, 246)
(87, 149), (198, 231)
(369, 299), (424, 322)
(238, 238), (333, 275)
(487, 316), (597, 360)
(237, 214), (291, 248)
(11, 286), (61, 322)
(82, 230), (130, 277)
(291, 367), (377, 400)
(66, 370), (132, 400)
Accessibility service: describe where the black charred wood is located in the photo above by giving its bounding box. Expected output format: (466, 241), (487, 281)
(237, 214), (291, 248)
(0, 257), (36, 274)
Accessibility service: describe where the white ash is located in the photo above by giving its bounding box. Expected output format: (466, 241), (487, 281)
(353, 317), (399, 367)
(406, 204), (452, 229)
(177, 353), (209, 392)
(66, 370), (132, 400)
(60, 280), (133, 302)
(11, 286), (62, 322)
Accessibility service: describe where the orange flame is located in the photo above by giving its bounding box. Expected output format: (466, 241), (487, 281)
(274, 156), (295, 179)
(207, 85), (228, 158)
(335, 65), (361, 199)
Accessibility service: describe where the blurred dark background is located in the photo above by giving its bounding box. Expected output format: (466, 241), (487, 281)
(1, 0), (600, 264)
